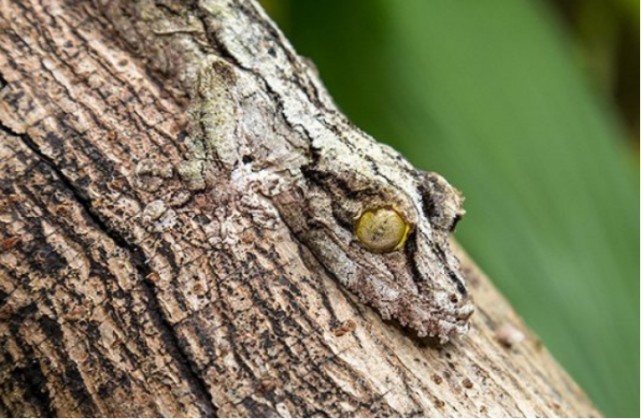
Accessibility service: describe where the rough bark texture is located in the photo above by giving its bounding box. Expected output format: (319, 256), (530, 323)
(0, 0), (600, 417)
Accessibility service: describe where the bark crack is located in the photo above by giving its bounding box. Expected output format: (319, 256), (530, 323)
(0, 120), (218, 417)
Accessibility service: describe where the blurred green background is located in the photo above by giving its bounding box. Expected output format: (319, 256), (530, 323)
(260, 0), (639, 416)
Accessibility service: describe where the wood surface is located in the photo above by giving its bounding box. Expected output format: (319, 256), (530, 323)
(0, 0), (599, 416)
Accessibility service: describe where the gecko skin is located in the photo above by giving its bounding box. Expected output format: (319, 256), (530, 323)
(274, 139), (474, 343)
(177, 0), (474, 343)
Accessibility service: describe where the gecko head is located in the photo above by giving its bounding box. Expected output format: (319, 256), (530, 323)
(290, 161), (474, 343)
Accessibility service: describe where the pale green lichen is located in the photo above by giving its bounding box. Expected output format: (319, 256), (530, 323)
(176, 159), (206, 190)
(187, 57), (239, 169)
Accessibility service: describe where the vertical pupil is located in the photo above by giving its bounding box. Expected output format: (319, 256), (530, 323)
(371, 218), (388, 241)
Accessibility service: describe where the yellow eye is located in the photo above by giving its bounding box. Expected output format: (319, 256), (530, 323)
(355, 208), (410, 253)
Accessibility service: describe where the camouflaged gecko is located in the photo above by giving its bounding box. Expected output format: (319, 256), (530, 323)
(274, 138), (474, 343)
(179, 0), (474, 343)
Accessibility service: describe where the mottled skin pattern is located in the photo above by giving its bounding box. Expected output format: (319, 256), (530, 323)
(274, 144), (473, 342)
(172, 0), (475, 342)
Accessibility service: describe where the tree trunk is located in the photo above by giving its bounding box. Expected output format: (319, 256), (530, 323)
(0, 0), (599, 416)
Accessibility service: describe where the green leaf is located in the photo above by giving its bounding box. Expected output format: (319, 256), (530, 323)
(273, 0), (639, 416)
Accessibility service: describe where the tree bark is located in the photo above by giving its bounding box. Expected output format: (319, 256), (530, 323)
(0, 0), (599, 417)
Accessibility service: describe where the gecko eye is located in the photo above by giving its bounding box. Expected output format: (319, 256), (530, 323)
(355, 208), (411, 253)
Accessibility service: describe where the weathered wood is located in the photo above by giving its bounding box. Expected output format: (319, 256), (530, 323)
(0, 0), (599, 416)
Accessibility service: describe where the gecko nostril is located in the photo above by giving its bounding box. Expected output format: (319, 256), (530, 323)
(449, 294), (459, 303)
